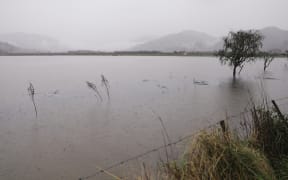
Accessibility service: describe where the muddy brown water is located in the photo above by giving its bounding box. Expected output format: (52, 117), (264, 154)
(0, 56), (288, 179)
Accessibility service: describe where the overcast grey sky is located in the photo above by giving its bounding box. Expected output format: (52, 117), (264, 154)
(0, 0), (287, 50)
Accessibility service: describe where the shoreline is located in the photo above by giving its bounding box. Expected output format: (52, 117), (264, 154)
(0, 51), (286, 57)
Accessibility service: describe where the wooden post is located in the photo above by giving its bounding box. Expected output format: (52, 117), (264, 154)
(272, 100), (285, 120)
(220, 120), (226, 133)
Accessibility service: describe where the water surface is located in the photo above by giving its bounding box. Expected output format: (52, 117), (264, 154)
(0, 56), (288, 179)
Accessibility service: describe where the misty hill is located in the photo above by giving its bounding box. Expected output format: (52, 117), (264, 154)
(260, 27), (288, 52)
(0, 41), (25, 54)
(131, 27), (288, 53)
(131, 30), (220, 52)
(0, 32), (67, 52)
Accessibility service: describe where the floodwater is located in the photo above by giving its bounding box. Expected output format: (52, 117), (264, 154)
(0, 56), (288, 179)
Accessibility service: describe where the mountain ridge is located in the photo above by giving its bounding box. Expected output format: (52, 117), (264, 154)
(131, 26), (288, 52)
(1, 26), (288, 53)
(0, 32), (68, 52)
(131, 30), (220, 52)
(0, 41), (27, 54)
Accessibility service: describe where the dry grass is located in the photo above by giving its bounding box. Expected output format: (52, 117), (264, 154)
(160, 129), (275, 180)
(133, 99), (288, 180)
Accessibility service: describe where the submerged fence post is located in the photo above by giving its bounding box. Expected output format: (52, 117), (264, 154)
(272, 100), (285, 120)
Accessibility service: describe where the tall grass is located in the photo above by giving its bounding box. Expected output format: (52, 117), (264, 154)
(242, 100), (288, 179)
(101, 74), (110, 100)
(248, 103), (288, 159)
(161, 129), (274, 180)
(86, 81), (103, 102)
(28, 82), (37, 117)
(134, 99), (288, 180)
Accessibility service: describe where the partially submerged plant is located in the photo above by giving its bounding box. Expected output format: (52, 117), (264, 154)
(101, 74), (110, 100)
(262, 52), (275, 71)
(27, 82), (38, 118)
(86, 81), (103, 102)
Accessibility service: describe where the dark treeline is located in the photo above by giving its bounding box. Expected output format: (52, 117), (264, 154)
(0, 50), (287, 57)
(0, 51), (220, 56)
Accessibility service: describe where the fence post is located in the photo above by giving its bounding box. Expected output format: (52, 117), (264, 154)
(220, 120), (226, 133)
(272, 100), (285, 120)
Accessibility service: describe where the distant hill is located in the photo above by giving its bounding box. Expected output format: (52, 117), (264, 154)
(0, 41), (25, 54)
(131, 27), (288, 53)
(1, 27), (288, 53)
(131, 30), (220, 52)
(260, 27), (288, 52)
(0, 32), (67, 52)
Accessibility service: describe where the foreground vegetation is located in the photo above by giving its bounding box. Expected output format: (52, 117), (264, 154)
(135, 100), (288, 180)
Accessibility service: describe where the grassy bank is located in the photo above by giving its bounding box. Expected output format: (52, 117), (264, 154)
(135, 100), (288, 180)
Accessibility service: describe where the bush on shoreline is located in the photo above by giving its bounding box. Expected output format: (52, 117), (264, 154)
(135, 100), (288, 180)
(163, 129), (274, 180)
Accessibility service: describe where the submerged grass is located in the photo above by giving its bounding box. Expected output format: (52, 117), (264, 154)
(28, 82), (37, 117)
(86, 81), (103, 102)
(101, 74), (110, 100)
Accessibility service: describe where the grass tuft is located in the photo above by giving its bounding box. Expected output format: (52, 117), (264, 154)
(132, 99), (288, 180)
(162, 129), (274, 180)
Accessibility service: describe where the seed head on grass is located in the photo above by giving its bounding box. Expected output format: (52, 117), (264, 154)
(101, 74), (110, 100)
(86, 81), (103, 102)
(28, 82), (38, 118)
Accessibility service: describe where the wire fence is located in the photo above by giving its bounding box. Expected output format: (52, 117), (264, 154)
(78, 97), (288, 180)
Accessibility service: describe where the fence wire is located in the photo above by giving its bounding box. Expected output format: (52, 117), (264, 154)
(78, 98), (288, 180)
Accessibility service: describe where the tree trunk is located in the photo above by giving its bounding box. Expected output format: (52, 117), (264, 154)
(233, 65), (237, 78)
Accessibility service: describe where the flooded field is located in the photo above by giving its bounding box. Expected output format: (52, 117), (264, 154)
(0, 56), (288, 179)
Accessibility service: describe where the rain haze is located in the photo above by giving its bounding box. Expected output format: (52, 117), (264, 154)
(1, 0), (288, 180)
(0, 0), (288, 50)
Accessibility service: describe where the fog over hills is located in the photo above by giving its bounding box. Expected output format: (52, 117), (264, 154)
(131, 30), (220, 52)
(1, 27), (288, 53)
(0, 42), (24, 54)
(131, 26), (288, 53)
(261, 27), (288, 52)
(0, 32), (68, 52)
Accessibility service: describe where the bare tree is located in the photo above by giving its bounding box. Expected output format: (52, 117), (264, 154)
(262, 52), (275, 71)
